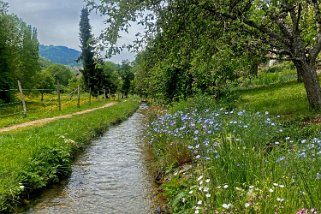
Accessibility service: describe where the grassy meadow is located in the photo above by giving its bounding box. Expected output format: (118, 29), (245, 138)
(146, 64), (321, 213)
(0, 92), (117, 128)
(0, 98), (139, 212)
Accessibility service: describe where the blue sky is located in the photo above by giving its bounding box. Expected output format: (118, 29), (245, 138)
(7, 0), (137, 63)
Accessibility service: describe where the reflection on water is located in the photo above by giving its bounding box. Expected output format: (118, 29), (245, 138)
(24, 105), (153, 214)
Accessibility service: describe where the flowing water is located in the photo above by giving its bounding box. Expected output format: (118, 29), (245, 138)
(23, 105), (154, 214)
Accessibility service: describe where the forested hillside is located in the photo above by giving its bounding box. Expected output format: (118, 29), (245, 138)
(39, 44), (81, 66)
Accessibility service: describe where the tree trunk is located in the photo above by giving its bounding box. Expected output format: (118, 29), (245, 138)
(296, 68), (303, 83)
(296, 61), (321, 110)
(294, 62), (303, 83)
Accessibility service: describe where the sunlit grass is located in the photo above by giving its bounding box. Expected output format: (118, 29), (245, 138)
(237, 81), (309, 117)
(0, 98), (139, 212)
(146, 65), (321, 213)
(147, 100), (321, 213)
(0, 93), (118, 128)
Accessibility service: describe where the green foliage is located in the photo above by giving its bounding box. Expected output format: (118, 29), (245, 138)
(103, 62), (119, 94)
(0, 11), (40, 102)
(119, 61), (134, 97)
(79, 8), (96, 94)
(0, 99), (139, 212)
(44, 64), (73, 87)
(20, 145), (72, 190)
(89, 0), (321, 109)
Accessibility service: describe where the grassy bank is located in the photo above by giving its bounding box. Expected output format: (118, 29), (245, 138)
(0, 98), (139, 212)
(146, 66), (321, 213)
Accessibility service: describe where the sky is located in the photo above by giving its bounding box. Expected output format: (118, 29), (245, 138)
(7, 0), (137, 63)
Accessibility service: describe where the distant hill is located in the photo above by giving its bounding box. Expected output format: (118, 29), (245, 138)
(39, 44), (81, 66)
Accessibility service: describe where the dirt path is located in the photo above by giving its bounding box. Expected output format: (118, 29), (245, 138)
(0, 102), (117, 133)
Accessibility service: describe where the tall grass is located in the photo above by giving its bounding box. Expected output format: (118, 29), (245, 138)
(146, 62), (321, 213)
(0, 99), (139, 212)
(147, 98), (321, 213)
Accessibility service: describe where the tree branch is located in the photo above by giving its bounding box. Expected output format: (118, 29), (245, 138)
(310, 1), (321, 62)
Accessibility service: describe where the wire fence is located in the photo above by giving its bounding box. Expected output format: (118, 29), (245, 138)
(0, 82), (108, 118)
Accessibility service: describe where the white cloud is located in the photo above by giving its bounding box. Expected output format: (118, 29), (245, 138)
(7, 0), (138, 63)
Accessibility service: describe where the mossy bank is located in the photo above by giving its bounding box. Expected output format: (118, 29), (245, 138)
(0, 99), (140, 212)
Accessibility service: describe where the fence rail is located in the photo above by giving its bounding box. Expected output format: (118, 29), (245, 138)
(0, 80), (108, 118)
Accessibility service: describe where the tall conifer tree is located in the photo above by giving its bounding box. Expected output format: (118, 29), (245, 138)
(79, 8), (97, 95)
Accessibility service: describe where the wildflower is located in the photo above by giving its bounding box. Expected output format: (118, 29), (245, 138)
(285, 137), (290, 141)
(316, 173), (321, 180)
(269, 188), (274, 193)
(197, 200), (202, 205)
(223, 184), (229, 189)
(245, 203), (250, 208)
(276, 156), (285, 162)
(205, 193), (211, 198)
(277, 197), (285, 202)
(298, 152), (306, 159)
(222, 203), (232, 209)
(279, 184), (285, 188)
(238, 111), (243, 116)
(205, 179), (210, 183)
(273, 183), (279, 187)
(203, 187), (209, 192)
(19, 184), (24, 190)
(197, 175), (203, 181)
(265, 111), (269, 115)
(275, 141), (280, 145)
(196, 155), (201, 159)
(301, 139), (307, 144)
(189, 190), (193, 194)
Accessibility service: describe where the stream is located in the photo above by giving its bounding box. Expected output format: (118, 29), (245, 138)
(23, 105), (155, 214)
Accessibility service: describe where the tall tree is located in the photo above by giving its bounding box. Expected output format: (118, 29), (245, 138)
(79, 8), (97, 95)
(88, 0), (321, 110)
(119, 61), (134, 98)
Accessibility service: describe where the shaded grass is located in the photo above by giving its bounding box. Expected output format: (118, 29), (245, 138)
(0, 98), (139, 212)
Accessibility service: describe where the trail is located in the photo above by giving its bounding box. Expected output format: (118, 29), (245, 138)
(0, 102), (117, 133)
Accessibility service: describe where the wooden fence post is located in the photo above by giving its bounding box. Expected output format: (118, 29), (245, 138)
(57, 81), (61, 111)
(77, 86), (81, 108)
(17, 80), (27, 117)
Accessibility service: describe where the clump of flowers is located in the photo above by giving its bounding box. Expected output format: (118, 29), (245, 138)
(147, 104), (321, 212)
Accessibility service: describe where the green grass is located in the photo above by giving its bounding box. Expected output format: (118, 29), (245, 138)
(237, 81), (309, 117)
(0, 98), (139, 212)
(145, 65), (321, 213)
(0, 93), (117, 128)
